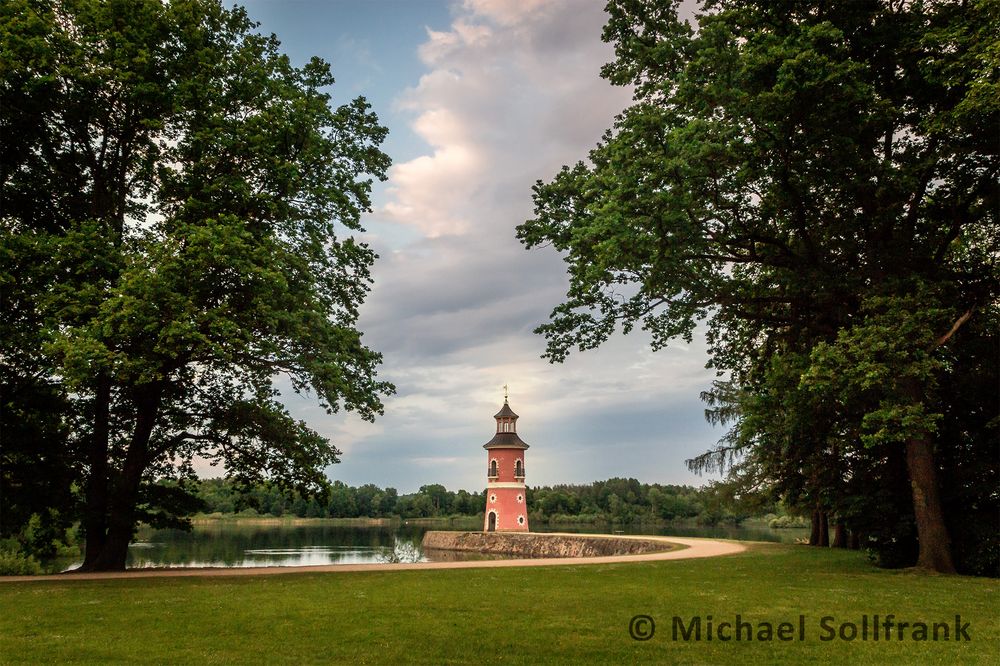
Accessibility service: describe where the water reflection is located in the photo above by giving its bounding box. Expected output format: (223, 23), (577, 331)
(535, 523), (810, 544)
(121, 524), (432, 568)
(62, 522), (808, 570)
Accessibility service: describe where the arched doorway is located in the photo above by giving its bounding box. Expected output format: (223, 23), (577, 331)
(487, 511), (497, 532)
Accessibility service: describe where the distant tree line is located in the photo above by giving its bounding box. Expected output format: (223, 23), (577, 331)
(190, 477), (771, 527)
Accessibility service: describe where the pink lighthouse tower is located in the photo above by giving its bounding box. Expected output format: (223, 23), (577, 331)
(483, 386), (529, 532)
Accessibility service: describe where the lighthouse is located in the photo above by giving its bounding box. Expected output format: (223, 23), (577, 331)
(483, 388), (529, 532)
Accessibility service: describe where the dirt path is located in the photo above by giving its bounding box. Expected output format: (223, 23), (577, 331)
(1, 535), (746, 583)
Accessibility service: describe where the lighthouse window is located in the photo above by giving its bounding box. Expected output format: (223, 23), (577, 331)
(515, 460), (523, 477)
(490, 494), (497, 503)
(517, 494), (523, 503)
(517, 515), (525, 525)
(489, 460), (498, 477)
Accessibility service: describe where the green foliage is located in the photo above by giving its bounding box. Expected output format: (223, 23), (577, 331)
(518, 0), (999, 574)
(0, 227), (77, 545)
(0, 510), (80, 573)
(803, 290), (951, 448)
(0, 0), (393, 569)
(768, 515), (808, 529)
(0, 541), (42, 576)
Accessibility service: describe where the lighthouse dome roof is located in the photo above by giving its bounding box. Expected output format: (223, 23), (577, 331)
(494, 402), (518, 419)
(483, 432), (529, 449)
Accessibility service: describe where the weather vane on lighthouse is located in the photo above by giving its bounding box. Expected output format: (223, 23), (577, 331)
(503, 383), (509, 402)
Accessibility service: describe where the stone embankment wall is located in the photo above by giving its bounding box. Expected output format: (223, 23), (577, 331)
(421, 531), (673, 558)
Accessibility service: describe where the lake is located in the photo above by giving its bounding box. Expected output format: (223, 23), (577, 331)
(62, 521), (809, 571)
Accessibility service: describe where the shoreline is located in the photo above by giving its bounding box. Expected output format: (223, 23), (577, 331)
(0, 536), (746, 583)
(181, 514), (806, 529)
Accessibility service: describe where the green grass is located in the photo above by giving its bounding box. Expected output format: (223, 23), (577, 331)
(0, 544), (996, 664)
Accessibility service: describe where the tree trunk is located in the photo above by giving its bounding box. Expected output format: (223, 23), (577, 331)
(78, 162), (134, 570)
(832, 522), (848, 548)
(809, 509), (821, 546)
(905, 435), (956, 573)
(87, 510), (135, 571)
(818, 511), (830, 547)
(81, 376), (111, 569)
(77, 384), (162, 572)
(86, 451), (146, 571)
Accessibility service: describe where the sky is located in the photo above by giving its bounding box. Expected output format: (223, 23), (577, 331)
(236, 0), (719, 494)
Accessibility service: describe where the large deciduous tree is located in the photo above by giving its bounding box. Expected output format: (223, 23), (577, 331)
(1, 0), (393, 571)
(518, 0), (998, 573)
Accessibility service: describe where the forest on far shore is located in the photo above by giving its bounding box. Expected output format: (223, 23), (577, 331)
(190, 477), (799, 528)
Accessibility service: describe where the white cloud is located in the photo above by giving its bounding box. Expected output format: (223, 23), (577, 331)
(323, 0), (722, 492)
(380, 0), (633, 239)
(461, 0), (556, 27)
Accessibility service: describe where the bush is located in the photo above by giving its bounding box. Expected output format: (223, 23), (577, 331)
(0, 546), (43, 576)
(539, 511), (599, 524)
(769, 515), (809, 529)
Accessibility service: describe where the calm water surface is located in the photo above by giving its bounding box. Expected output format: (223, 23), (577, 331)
(127, 524), (433, 569)
(63, 522), (809, 570)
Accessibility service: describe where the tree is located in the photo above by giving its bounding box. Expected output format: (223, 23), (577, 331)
(0, 291), (76, 558)
(354, 484), (381, 517)
(1, 0), (392, 571)
(419, 484), (452, 515)
(326, 482), (358, 518)
(378, 487), (399, 516)
(518, 0), (998, 573)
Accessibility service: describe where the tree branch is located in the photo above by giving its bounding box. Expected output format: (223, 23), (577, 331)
(933, 309), (973, 349)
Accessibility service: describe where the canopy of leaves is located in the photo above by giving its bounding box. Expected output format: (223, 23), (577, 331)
(1, 0), (393, 541)
(518, 0), (998, 573)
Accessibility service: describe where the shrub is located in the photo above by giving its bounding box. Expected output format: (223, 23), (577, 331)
(0, 546), (42, 576)
(769, 515), (809, 529)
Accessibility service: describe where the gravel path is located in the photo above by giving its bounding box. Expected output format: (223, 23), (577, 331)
(1, 535), (747, 583)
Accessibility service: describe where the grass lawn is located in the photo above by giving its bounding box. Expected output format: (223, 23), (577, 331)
(0, 543), (996, 664)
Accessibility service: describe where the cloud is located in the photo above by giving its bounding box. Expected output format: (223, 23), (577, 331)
(460, 0), (563, 28)
(322, 0), (722, 493)
(380, 0), (632, 238)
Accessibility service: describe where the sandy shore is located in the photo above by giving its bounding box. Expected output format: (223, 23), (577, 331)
(1, 535), (746, 583)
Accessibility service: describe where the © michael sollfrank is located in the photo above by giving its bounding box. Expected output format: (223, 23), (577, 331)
(668, 614), (972, 642)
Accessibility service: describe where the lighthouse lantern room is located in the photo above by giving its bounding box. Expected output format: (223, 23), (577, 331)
(483, 387), (529, 532)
